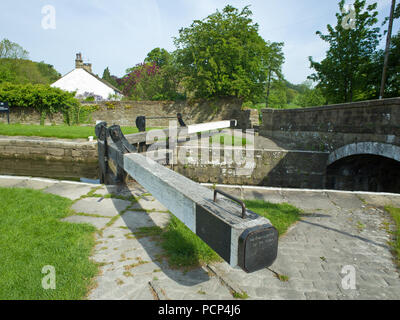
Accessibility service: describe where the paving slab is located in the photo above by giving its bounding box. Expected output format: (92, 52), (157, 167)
(242, 188), (285, 204)
(95, 183), (148, 198)
(14, 178), (58, 190)
(61, 215), (110, 229)
(71, 198), (131, 217)
(325, 191), (365, 210)
(0, 176), (29, 188)
(131, 197), (168, 212)
(44, 182), (95, 200)
(280, 190), (337, 212)
(116, 211), (171, 230)
(358, 194), (400, 208)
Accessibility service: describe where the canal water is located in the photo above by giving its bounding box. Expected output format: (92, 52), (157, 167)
(0, 158), (100, 184)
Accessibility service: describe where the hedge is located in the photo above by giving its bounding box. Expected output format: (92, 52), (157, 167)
(0, 82), (81, 125)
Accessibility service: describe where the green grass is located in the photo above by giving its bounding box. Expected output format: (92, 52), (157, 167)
(210, 133), (249, 146)
(161, 216), (223, 269)
(0, 123), (161, 140)
(159, 200), (301, 269)
(252, 102), (302, 110)
(244, 200), (301, 236)
(385, 206), (400, 267)
(0, 187), (98, 300)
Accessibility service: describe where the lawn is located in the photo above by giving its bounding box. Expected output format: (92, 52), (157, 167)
(0, 123), (160, 140)
(0, 188), (98, 300)
(385, 206), (400, 267)
(252, 102), (302, 110)
(160, 200), (301, 269)
(243, 199), (301, 236)
(210, 133), (250, 146)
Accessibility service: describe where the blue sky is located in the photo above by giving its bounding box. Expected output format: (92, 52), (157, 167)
(0, 0), (398, 84)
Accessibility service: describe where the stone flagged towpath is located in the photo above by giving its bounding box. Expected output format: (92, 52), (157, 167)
(1, 175), (399, 300)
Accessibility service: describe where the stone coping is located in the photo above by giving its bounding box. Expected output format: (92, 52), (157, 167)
(261, 97), (400, 114)
(0, 135), (96, 145)
(0, 175), (98, 187)
(1, 175), (398, 198)
(201, 183), (400, 197)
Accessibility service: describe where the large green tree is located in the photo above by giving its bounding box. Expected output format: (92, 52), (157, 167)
(0, 39), (60, 85)
(174, 5), (284, 101)
(120, 48), (183, 101)
(144, 48), (172, 68)
(308, 0), (381, 103)
(0, 59), (60, 85)
(265, 42), (284, 107)
(0, 39), (29, 59)
(366, 30), (400, 98)
(293, 81), (326, 107)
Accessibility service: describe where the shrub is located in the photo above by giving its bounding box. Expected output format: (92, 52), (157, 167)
(0, 82), (81, 125)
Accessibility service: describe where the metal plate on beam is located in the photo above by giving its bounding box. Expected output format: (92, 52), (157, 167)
(238, 225), (278, 273)
(196, 204), (231, 264)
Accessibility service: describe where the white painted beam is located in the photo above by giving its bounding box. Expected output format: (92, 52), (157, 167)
(187, 120), (237, 134)
(123, 152), (277, 271)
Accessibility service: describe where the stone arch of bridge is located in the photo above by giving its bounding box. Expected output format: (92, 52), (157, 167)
(327, 142), (400, 166)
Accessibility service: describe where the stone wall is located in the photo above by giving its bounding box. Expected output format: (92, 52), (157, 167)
(0, 158), (98, 181)
(0, 136), (98, 163)
(171, 146), (328, 189)
(260, 97), (400, 152)
(0, 98), (258, 129)
(0, 107), (65, 125)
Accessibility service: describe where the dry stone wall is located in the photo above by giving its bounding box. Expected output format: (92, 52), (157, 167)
(0, 98), (258, 129)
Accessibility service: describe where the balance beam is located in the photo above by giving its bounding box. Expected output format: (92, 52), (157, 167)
(123, 152), (278, 273)
(96, 122), (278, 273)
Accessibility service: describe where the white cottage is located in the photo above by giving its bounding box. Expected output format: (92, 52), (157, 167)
(51, 53), (123, 101)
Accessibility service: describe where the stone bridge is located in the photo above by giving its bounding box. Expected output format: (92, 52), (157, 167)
(259, 97), (400, 193)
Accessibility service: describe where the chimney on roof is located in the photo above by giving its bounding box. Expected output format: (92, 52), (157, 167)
(75, 53), (92, 73)
(75, 53), (83, 69)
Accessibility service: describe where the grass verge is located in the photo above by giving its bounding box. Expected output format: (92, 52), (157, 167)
(384, 206), (400, 267)
(0, 187), (98, 299)
(159, 200), (301, 270)
(210, 133), (249, 146)
(0, 123), (160, 140)
(244, 200), (301, 236)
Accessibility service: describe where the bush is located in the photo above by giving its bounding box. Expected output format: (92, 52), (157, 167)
(0, 82), (81, 125)
(293, 88), (326, 108)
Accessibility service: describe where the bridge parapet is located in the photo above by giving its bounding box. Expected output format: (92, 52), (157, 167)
(260, 97), (400, 152)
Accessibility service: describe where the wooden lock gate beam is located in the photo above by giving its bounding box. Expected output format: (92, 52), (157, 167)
(95, 122), (278, 273)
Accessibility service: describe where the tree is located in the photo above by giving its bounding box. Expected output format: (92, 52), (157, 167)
(102, 67), (119, 88)
(365, 30), (400, 98)
(293, 82), (326, 107)
(383, 30), (400, 97)
(379, 0), (397, 98)
(119, 47), (184, 101)
(174, 5), (284, 102)
(268, 80), (287, 109)
(0, 39), (29, 59)
(308, 0), (381, 104)
(0, 59), (60, 85)
(144, 48), (171, 68)
(265, 42), (284, 107)
(118, 62), (160, 98)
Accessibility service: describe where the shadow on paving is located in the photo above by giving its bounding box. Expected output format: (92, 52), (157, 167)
(105, 182), (212, 287)
(299, 219), (390, 250)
